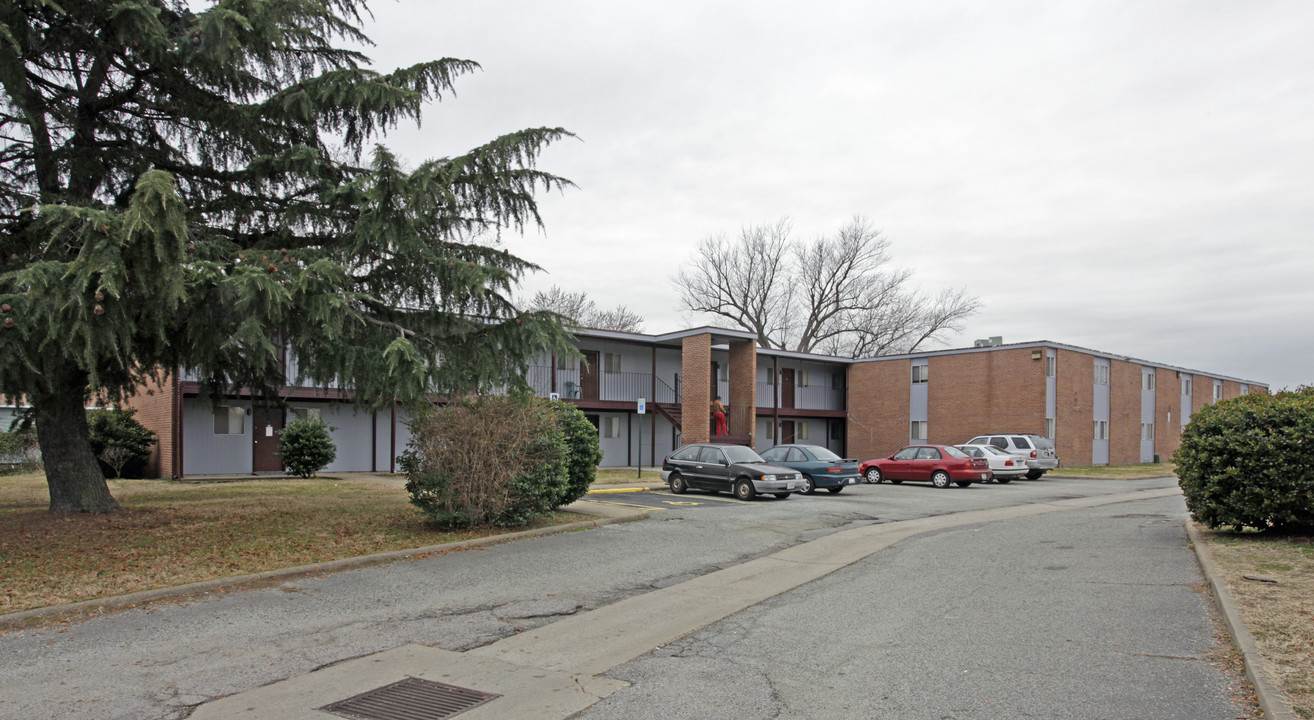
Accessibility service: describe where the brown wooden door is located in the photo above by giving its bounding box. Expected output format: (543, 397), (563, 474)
(581, 351), (600, 401)
(252, 407), (285, 472)
(781, 420), (795, 445)
(781, 369), (795, 409)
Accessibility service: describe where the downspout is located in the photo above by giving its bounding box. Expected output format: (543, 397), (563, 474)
(390, 402), (397, 474)
(371, 409), (377, 472)
(773, 355), (780, 444)
(650, 347), (657, 467)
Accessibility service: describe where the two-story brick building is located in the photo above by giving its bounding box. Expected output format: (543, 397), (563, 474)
(125, 328), (1265, 478)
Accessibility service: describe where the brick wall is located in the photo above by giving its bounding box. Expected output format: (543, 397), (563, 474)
(123, 371), (180, 478)
(846, 359), (912, 461)
(1055, 349), (1094, 466)
(1193, 377), (1214, 416)
(1222, 380), (1243, 400)
(929, 348), (1047, 444)
(1108, 359), (1141, 465)
(728, 340), (756, 446)
(681, 334), (712, 444)
(1154, 368), (1181, 465)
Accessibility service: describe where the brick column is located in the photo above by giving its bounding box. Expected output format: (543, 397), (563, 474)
(728, 340), (757, 447)
(681, 334), (712, 444)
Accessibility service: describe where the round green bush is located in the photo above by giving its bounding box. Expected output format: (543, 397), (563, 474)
(277, 417), (337, 478)
(402, 395), (581, 529)
(87, 407), (157, 478)
(1175, 386), (1314, 533)
(550, 401), (603, 507)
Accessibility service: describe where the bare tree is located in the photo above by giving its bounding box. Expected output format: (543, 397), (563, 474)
(673, 217), (980, 356)
(528, 286), (645, 333)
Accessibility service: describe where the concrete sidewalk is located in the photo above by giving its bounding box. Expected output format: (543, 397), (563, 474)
(189, 486), (1263, 720)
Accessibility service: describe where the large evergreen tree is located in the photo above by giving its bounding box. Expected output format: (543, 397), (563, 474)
(0, 1), (577, 512)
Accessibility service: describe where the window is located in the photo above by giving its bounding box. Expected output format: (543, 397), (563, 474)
(766, 371), (775, 385)
(785, 448), (807, 462)
(1142, 423), (1155, 441)
(1142, 372), (1155, 391)
(604, 352), (622, 374)
(910, 420), (927, 441)
(893, 447), (918, 460)
(1045, 418), (1055, 439)
(830, 422), (842, 440)
(831, 372), (844, 390)
(292, 407), (322, 421)
(1182, 377), (1193, 396)
(760, 447), (784, 462)
(1010, 436), (1033, 449)
(1046, 355), (1056, 378)
(798, 421), (809, 440)
(1214, 382), (1223, 401)
(761, 420), (773, 439)
(1094, 420), (1108, 440)
(699, 446), (726, 464)
(915, 447), (941, 460)
(911, 364), (928, 384)
(670, 446), (700, 461)
(1094, 363), (1109, 385)
(213, 406), (245, 435)
(798, 370), (810, 387)
(603, 416), (621, 438)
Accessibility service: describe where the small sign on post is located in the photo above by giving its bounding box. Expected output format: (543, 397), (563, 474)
(636, 398), (646, 479)
(549, 392), (560, 402)
(637, 398), (646, 414)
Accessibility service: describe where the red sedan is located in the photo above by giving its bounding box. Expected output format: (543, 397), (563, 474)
(860, 444), (992, 488)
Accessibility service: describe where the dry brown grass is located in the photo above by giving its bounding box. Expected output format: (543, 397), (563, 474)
(1196, 525), (1314, 718)
(0, 472), (587, 615)
(1048, 462), (1177, 479)
(592, 467), (664, 484)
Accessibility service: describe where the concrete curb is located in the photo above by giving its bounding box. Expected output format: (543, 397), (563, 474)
(0, 502), (652, 633)
(1186, 521), (1298, 720)
(586, 485), (667, 494)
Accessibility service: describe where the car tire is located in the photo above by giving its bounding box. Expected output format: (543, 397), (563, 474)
(773, 493), (791, 499)
(669, 473), (687, 494)
(734, 478), (756, 501)
(1026, 470), (1044, 480)
(827, 487), (843, 494)
(864, 467), (883, 484)
(955, 480), (972, 487)
(931, 470), (951, 488)
(996, 477), (1012, 484)
(800, 475), (816, 494)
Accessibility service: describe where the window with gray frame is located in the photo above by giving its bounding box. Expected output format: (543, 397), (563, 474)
(213, 406), (245, 435)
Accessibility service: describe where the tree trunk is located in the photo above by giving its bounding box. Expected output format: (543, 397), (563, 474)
(33, 380), (120, 514)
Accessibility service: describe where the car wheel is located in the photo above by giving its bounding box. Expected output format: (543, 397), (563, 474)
(996, 477), (1012, 484)
(864, 467), (883, 484)
(800, 475), (816, 494)
(773, 493), (791, 499)
(669, 473), (687, 494)
(955, 481), (972, 487)
(734, 479), (756, 501)
(827, 487), (843, 494)
(1026, 470), (1044, 480)
(931, 471), (951, 488)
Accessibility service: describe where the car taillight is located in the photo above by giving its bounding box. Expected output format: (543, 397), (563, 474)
(1004, 460), (1014, 466)
(826, 466), (843, 472)
(1030, 450), (1037, 458)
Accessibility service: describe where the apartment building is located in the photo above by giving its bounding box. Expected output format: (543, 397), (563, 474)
(126, 331), (1263, 478)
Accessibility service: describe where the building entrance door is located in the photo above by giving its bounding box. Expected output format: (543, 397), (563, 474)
(252, 407), (285, 472)
(781, 420), (795, 445)
(581, 351), (600, 400)
(781, 369), (795, 409)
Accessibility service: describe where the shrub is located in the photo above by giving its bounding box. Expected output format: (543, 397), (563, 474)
(87, 407), (156, 479)
(402, 395), (574, 529)
(277, 417), (338, 478)
(550, 401), (603, 507)
(0, 427), (41, 473)
(1176, 386), (1314, 533)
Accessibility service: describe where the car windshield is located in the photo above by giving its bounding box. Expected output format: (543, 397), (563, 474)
(942, 446), (969, 458)
(723, 446), (766, 464)
(804, 445), (842, 461)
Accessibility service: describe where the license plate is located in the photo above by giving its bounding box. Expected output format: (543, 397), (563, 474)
(847, 478), (856, 485)
(981, 473), (989, 480)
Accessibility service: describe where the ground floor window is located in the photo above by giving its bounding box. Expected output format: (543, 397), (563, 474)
(603, 416), (621, 438)
(1094, 420), (1108, 440)
(1045, 418), (1055, 438)
(293, 407), (323, 421)
(1142, 423), (1155, 441)
(910, 420), (928, 441)
(213, 406), (245, 435)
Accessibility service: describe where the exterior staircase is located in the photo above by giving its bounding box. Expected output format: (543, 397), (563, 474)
(653, 402), (752, 447)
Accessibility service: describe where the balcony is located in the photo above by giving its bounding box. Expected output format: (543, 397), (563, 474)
(756, 382), (845, 412)
(521, 367), (681, 404)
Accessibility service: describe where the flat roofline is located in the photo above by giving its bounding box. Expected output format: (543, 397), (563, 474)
(851, 340), (1268, 387)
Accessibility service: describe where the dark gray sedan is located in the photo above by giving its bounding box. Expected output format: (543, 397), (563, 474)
(758, 444), (863, 494)
(662, 443), (805, 500)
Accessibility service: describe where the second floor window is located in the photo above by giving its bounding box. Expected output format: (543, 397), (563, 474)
(1046, 356), (1056, 378)
(1182, 377), (1193, 396)
(1094, 363), (1109, 385)
(1214, 382), (1223, 401)
(1142, 372), (1155, 391)
(604, 352), (622, 373)
(911, 364), (928, 384)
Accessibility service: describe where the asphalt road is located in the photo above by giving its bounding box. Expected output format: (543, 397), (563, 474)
(0, 476), (1249, 720)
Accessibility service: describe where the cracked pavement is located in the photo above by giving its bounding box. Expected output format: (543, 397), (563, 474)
(0, 476), (1251, 719)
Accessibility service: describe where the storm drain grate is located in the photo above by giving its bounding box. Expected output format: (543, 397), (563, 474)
(318, 677), (500, 720)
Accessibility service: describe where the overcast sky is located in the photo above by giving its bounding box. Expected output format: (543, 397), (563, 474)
(355, 0), (1312, 390)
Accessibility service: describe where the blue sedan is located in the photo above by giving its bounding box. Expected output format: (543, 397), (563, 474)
(757, 444), (863, 494)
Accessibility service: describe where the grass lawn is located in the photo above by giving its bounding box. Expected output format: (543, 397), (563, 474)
(1194, 526), (1314, 718)
(0, 472), (587, 616)
(1048, 462), (1177, 479)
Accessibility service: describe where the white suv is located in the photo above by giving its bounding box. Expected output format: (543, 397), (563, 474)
(963, 434), (1059, 479)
